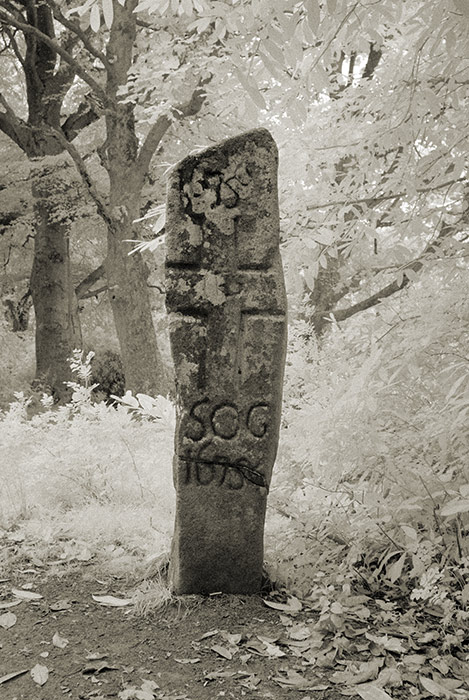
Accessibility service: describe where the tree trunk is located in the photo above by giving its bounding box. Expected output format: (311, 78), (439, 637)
(30, 156), (82, 400)
(103, 0), (168, 397)
(105, 204), (168, 397)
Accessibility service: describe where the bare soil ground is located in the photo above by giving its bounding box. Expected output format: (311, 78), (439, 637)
(0, 564), (341, 700)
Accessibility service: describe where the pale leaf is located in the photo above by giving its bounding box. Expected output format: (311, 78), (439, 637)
(52, 632), (69, 649)
(440, 499), (469, 517)
(90, 3), (101, 31)
(92, 594), (132, 607)
(205, 670), (237, 680)
(263, 641), (286, 658)
(420, 675), (447, 697)
(118, 391), (139, 408)
(198, 629), (218, 640)
(12, 587), (43, 600)
(0, 669), (28, 684)
(355, 685), (394, 700)
(31, 664), (49, 686)
(0, 600), (22, 609)
(211, 644), (233, 660)
(263, 596), (302, 612)
(305, 0), (320, 32)
(102, 0), (114, 29)
(136, 393), (156, 413)
(0, 612), (17, 629)
(387, 552), (406, 583)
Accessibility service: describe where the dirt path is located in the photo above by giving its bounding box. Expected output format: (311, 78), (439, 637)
(0, 565), (339, 700)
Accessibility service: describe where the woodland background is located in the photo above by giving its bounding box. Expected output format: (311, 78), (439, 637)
(0, 0), (468, 693)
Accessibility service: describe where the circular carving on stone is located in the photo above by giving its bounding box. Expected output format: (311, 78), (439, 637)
(196, 462), (215, 485)
(247, 404), (269, 437)
(184, 400), (208, 441)
(184, 418), (205, 441)
(211, 404), (239, 439)
(224, 466), (244, 490)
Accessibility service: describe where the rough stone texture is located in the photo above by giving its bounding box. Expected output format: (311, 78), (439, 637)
(165, 128), (287, 594)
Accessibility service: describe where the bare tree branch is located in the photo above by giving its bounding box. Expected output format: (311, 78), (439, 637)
(136, 79), (209, 177)
(3, 24), (26, 67)
(331, 218), (463, 325)
(0, 7), (111, 107)
(78, 284), (108, 301)
(75, 263), (106, 300)
(306, 177), (467, 212)
(44, 0), (111, 70)
(61, 100), (99, 141)
(35, 124), (114, 229)
(0, 92), (35, 149)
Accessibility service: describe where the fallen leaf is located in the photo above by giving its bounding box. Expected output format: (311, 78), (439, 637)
(0, 612), (17, 629)
(50, 599), (71, 611)
(332, 659), (383, 685)
(289, 624), (311, 640)
(199, 629), (218, 640)
(205, 670), (237, 680)
(387, 552), (407, 583)
(119, 679), (159, 699)
(461, 583), (469, 606)
(86, 652), (108, 660)
(418, 631), (440, 643)
(238, 673), (261, 690)
(31, 663), (49, 686)
(141, 680), (159, 692)
(365, 632), (407, 653)
(440, 499), (469, 517)
(263, 641), (286, 658)
(12, 587), (43, 600)
(376, 666), (402, 688)
(419, 675), (461, 697)
(220, 631), (242, 645)
(273, 669), (311, 688)
(0, 600), (22, 610)
(431, 658), (450, 675)
(76, 548), (93, 561)
(263, 596), (302, 612)
(92, 594), (131, 607)
(119, 687), (155, 700)
(174, 658), (200, 664)
(0, 669), (28, 684)
(211, 644), (233, 660)
(355, 685), (395, 700)
(245, 639), (266, 655)
(83, 660), (119, 674)
(52, 631), (69, 649)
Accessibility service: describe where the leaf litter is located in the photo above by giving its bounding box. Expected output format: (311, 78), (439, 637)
(1, 568), (468, 700)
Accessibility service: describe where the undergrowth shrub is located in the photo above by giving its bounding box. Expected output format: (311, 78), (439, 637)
(0, 352), (175, 569)
(266, 269), (468, 631)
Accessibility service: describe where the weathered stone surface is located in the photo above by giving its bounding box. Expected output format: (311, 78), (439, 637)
(165, 128), (287, 594)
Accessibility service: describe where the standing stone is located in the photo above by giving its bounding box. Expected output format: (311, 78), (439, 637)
(165, 128), (287, 594)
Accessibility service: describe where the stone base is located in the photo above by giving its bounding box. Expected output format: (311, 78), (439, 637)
(169, 471), (266, 594)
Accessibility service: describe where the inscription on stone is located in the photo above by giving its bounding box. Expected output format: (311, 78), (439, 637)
(165, 128), (287, 594)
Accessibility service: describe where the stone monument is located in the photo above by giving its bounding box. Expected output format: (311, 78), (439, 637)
(165, 128), (287, 594)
